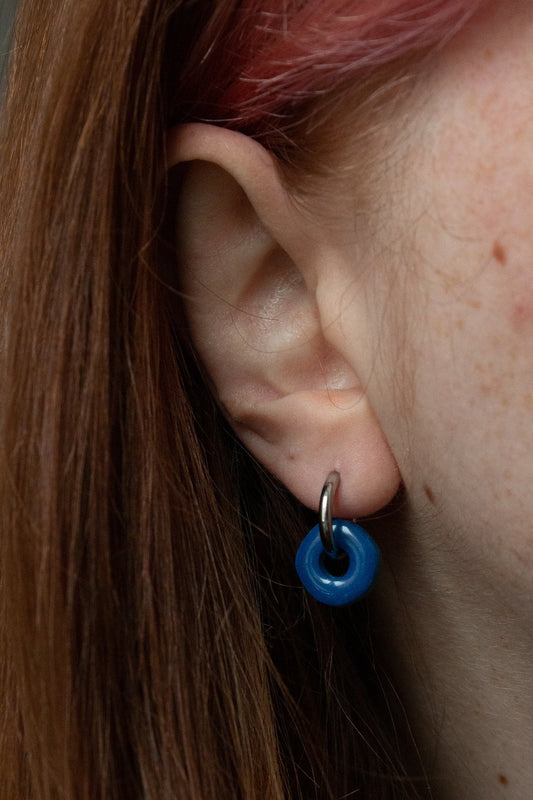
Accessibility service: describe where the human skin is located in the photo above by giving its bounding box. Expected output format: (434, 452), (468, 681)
(340, 1), (533, 797)
(366, 0), (533, 588)
(171, 2), (533, 797)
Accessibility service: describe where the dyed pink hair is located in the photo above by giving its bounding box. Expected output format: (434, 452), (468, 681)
(177, 0), (483, 132)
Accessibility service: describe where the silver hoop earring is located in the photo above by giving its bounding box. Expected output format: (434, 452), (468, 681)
(295, 471), (381, 606)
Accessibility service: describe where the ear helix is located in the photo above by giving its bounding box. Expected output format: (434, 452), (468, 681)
(295, 471), (381, 607)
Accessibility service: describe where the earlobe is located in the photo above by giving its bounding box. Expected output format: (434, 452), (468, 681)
(232, 387), (400, 518)
(168, 122), (400, 518)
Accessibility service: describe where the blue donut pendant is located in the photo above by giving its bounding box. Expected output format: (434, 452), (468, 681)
(295, 519), (380, 607)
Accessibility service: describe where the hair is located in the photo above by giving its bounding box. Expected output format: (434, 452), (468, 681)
(0, 1), (481, 798)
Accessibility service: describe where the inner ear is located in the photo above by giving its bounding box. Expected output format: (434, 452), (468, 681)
(177, 159), (288, 321)
(240, 247), (307, 326)
(178, 161), (264, 273)
(176, 157), (344, 401)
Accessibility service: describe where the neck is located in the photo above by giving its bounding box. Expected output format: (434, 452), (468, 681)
(371, 510), (533, 800)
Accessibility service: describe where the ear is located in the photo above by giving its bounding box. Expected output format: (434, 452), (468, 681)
(167, 123), (400, 517)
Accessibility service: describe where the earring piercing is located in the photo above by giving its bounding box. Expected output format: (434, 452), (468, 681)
(295, 471), (381, 607)
(319, 470), (340, 554)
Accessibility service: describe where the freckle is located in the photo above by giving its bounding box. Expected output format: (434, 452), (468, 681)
(498, 774), (509, 787)
(524, 394), (533, 409)
(492, 240), (507, 265)
(475, 363), (484, 373)
(480, 383), (492, 395)
(456, 319), (464, 331)
(500, 396), (509, 408)
(512, 295), (533, 331)
(469, 299), (482, 310)
(423, 484), (435, 505)
(503, 468), (511, 481)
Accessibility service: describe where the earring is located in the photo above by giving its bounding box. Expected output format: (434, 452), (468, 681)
(295, 471), (380, 607)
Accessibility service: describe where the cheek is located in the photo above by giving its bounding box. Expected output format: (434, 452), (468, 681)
(511, 288), (533, 335)
(485, 239), (533, 344)
(368, 186), (533, 500)
(434, 244), (532, 404)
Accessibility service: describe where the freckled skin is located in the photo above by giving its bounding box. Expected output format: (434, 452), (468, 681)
(357, 2), (533, 563)
(512, 294), (533, 333)
(326, 5), (533, 798)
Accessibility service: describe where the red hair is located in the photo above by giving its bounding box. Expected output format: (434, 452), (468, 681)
(0, 1), (482, 798)
(174, 0), (479, 126)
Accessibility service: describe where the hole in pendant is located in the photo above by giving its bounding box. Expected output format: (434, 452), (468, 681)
(321, 549), (349, 578)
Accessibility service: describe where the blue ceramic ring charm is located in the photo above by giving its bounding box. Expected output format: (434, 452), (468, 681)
(295, 519), (380, 607)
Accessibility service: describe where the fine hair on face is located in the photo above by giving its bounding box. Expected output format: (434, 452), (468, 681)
(0, 2), (481, 799)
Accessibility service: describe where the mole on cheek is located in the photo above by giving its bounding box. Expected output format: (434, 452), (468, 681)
(492, 240), (507, 265)
(498, 774), (509, 787)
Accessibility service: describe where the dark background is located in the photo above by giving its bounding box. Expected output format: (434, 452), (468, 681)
(1, 0), (18, 91)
